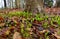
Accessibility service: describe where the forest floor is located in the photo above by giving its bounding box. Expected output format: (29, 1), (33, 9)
(0, 8), (60, 39)
(44, 8), (60, 14)
(0, 8), (60, 14)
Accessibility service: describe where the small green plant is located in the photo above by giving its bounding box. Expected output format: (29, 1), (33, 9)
(35, 17), (44, 21)
(35, 14), (44, 21)
(44, 15), (49, 20)
(45, 32), (49, 39)
(20, 20), (32, 38)
(57, 20), (60, 26)
(57, 29), (60, 35)
(50, 20), (53, 25)
(20, 23), (25, 34)
(43, 22), (48, 28)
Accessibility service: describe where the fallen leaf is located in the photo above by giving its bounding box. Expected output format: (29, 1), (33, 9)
(0, 23), (5, 27)
(13, 32), (22, 39)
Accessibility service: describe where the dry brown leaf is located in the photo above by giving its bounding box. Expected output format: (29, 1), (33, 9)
(0, 23), (5, 27)
(13, 32), (22, 39)
(53, 32), (60, 39)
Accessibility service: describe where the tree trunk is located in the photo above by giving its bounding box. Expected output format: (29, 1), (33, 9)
(20, 0), (26, 9)
(4, 0), (7, 8)
(15, 0), (20, 8)
(24, 0), (44, 13)
(56, 0), (60, 7)
(12, 0), (13, 8)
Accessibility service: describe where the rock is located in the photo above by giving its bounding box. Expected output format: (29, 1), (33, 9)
(13, 32), (22, 39)
(37, 26), (44, 31)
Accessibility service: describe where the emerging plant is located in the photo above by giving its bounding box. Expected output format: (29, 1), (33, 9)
(20, 20), (32, 38)
(35, 14), (44, 21)
(45, 32), (49, 39)
(42, 22), (48, 28)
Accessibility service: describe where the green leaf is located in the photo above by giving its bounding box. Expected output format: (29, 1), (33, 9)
(57, 20), (60, 26)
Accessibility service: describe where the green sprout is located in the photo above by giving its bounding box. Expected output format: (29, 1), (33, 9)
(43, 22), (48, 28)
